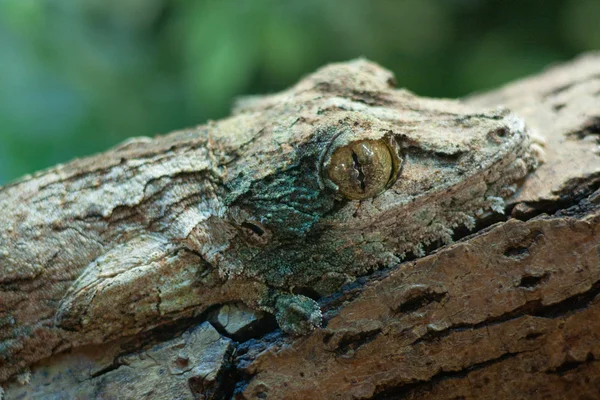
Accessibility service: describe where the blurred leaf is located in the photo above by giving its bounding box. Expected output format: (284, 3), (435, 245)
(176, 1), (260, 118)
(374, 0), (452, 56)
(262, 10), (318, 85)
(562, 0), (600, 50)
(457, 33), (559, 94)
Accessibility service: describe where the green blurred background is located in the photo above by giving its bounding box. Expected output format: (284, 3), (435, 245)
(1, 0), (599, 184)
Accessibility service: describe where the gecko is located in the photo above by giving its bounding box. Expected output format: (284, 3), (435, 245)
(0, 59), (538, 382)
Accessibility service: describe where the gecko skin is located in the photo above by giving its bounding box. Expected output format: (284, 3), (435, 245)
(0, 60), (537, 382)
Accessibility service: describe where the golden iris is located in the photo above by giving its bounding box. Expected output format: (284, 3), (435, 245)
(327, 139), (394, 200)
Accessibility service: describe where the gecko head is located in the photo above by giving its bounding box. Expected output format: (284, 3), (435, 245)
(204, 60), (537, 295)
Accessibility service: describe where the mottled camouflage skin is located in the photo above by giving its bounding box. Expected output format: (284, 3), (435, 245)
(0, 60), (537, 381)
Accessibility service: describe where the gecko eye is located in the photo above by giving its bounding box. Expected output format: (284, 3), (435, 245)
(326, 139), (396, 200)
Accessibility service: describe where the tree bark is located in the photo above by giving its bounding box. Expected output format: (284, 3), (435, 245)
(2, 53), (600, 399)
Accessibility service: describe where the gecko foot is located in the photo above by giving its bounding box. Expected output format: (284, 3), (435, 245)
(274, 294), (322, 335)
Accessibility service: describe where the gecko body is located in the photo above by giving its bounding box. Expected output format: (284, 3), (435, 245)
(0, 60), (537, 381)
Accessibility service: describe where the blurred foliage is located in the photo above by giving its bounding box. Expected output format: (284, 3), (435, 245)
(0, 0), (599, 184)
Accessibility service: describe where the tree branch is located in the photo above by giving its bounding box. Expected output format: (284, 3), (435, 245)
(2, 53), (600, 400)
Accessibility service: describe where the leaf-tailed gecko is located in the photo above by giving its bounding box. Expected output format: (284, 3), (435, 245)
(0, 59), (539, 382)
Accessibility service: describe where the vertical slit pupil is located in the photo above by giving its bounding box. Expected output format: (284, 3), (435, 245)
(351, 151), (366, 192)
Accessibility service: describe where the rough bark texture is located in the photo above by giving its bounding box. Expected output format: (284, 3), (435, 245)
(1, 58), (537, 383)
(2, 53), (600, 399)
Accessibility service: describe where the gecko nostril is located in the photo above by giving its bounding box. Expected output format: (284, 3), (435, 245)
(487, 127), (511, 143)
